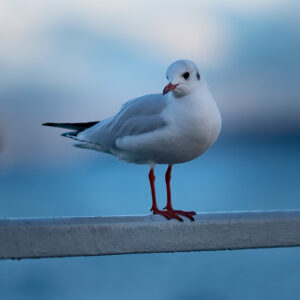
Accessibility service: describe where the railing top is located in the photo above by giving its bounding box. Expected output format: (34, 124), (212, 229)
(1, 210), (300, 260)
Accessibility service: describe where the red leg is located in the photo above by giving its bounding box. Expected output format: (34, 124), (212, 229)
(164, 165), (173, 210)
(164, 165), (196, 221)
(148, 168), (183, 222)
(149, 168), (158, 211)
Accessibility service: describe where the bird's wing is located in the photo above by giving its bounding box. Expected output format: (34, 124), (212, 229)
(76, 93), (168, 152)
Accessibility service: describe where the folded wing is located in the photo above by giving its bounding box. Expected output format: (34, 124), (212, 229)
(76, 94), (168, 153)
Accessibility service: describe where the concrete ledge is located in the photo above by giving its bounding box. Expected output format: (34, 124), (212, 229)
(1, 210), (300, 260)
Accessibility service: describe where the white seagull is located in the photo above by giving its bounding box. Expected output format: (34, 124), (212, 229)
(43, 60), (222, 221)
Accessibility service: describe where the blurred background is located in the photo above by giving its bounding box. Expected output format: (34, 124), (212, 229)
(0, 0), (300, 299)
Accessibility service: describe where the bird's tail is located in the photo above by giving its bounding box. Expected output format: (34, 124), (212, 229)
(42, 121), (99, 131)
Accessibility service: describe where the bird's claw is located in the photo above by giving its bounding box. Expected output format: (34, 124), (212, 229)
(167, 209), (196, 221)
(152, 209), (196, 222)
(152, 209), (183, 221)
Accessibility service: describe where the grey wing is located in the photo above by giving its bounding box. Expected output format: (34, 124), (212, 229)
(76, 93), (168, 152)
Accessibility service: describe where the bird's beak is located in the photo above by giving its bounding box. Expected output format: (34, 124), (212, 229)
(163, 82), (179, 95)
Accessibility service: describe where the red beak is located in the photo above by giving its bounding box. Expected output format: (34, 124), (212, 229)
(163, 82), (179, 95)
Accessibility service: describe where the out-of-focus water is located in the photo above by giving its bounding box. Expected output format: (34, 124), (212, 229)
(0, 134), (300, 300)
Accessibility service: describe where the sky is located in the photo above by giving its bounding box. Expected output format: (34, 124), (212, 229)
(0, 0), (299, 167)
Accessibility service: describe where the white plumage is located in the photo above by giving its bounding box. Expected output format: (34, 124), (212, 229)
(71, 60), (222, 165)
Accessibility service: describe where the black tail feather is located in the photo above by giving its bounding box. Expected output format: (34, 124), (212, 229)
(42, 121), (99, 131)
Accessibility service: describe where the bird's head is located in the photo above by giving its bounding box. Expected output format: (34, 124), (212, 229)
(163, 60), (201, 97)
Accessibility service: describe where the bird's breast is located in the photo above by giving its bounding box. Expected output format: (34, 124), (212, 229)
(162, 95), (222, 163)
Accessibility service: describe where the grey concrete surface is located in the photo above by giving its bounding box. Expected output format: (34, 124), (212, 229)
(1, 211), (300, 260)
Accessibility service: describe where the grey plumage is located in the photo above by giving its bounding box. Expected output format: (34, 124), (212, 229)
(75, 94), (168, 153)
(43, 94), (168, 155)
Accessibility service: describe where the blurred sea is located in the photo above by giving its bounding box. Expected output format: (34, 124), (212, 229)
(0, 133), (300, 300)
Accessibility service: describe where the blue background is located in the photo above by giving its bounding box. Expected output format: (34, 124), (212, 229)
(0, 0), (300, 299)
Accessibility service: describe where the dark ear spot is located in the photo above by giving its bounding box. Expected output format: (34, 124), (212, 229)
(182, 72), (190, 80)
(196, 72), (200, 80)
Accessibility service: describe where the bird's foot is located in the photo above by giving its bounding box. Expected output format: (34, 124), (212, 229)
(151, 208), (184, 222)
(152, 208), (196, 222)
(164, 208), (196, 221)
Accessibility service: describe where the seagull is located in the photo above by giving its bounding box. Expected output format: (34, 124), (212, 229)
(43, 60), (222, 221)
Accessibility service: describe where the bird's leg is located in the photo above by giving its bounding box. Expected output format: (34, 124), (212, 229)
(164, 165), (174, 210)
(149, 168), (158, 212)
(149, 168), (183, 221)
(163, 165), (196, 221)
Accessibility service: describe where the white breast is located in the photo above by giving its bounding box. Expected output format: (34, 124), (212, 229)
(159, 90), (221, 163)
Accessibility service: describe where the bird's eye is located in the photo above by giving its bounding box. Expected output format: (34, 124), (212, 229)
(196, 72), (200, 80)
(182, 72), (190, 80)
(166, 76), (169, 80)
